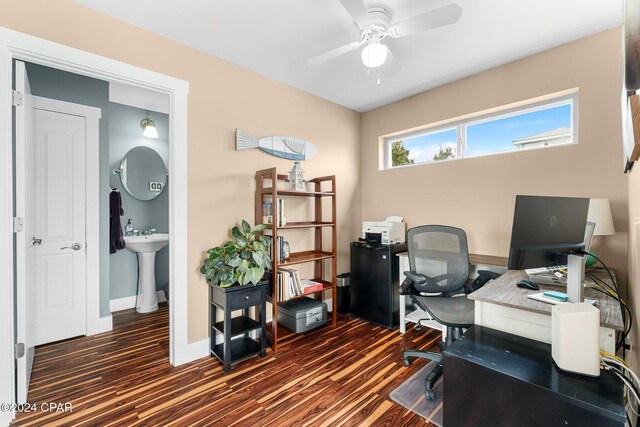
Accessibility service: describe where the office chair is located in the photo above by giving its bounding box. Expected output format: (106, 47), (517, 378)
(400, 225), (475, 401)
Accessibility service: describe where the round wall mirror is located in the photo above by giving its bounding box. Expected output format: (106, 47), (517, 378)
(118, 147), (167, 201)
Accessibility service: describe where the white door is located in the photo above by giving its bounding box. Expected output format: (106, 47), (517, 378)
(31, 107), (87, 346)
(14, 60), (36, 403)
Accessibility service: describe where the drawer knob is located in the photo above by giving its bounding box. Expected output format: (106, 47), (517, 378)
(244, 296), (250, 300)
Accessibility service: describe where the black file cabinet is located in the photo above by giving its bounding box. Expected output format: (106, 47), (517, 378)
(210, 282), (268, 372)
(350, 241), (407, 328)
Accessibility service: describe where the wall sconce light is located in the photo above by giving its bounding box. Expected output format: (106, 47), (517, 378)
(140, 114), (158, 139)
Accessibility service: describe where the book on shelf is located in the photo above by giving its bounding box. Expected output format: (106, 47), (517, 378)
(277, 236), (285, 263)
(279, 268), (303, 299)
(300, 279), (325, 294)
(262, 201), (273, 225)
(277, 198), (286, 227)
(280, 268), (303, 296)
(292, 270), (303, 295)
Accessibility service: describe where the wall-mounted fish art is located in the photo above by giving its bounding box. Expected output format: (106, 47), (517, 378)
(236, 129), (317, 161)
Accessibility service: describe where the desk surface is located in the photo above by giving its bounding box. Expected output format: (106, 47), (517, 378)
(469, 269), (624, 331)
(397, 252), (508, 268)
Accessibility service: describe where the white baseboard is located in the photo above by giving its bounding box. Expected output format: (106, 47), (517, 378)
(175, 337), (209, 365)
(110, 291), (167, 312)
(87, 314), (112, 336)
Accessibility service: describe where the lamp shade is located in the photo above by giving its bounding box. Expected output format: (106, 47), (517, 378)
(143, 124), (158, 139)
(140, 115), (159, 139)
(361, 42), (388, 68)
(587, 198), (616, 236)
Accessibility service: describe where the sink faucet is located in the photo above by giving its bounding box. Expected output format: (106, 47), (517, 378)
(141, 228), (156, 235)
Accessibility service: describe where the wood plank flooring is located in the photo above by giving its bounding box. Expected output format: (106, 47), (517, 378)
(12, 304), (441, 426)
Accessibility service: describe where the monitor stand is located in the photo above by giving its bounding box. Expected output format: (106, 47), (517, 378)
(566, 254), (585, 303)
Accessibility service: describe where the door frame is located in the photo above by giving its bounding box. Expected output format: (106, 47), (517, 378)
(31, 95), (102, 340)
(0, 26), (191, 424)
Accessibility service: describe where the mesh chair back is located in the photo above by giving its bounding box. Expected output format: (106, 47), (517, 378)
(407, 225), (469, 295)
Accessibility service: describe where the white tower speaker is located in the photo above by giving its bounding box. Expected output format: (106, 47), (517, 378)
(551, 303), (600, 377)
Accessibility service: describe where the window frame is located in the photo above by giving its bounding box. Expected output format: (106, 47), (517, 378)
(383, 93), (578, 169)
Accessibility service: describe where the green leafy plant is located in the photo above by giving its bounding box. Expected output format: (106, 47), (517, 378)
(200, 220), (272, 287)
(391, 140), (415, 166)
(433, 144), (455, 161)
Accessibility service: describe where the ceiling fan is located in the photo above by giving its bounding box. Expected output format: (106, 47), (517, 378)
(307, 0), (462, 70)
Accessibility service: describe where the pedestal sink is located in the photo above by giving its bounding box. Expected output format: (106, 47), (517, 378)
(124, 233), (169, 313)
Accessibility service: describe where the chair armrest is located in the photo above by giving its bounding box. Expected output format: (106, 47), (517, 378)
(400, 272), (428, 295)
(404, 271), (428, 285)
(465, 270), (503, 294)
(477, 270), (502, 280)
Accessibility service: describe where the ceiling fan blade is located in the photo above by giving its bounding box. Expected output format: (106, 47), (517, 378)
(382, 49), (401, 77)
(339, 0), (372, 28)
(389, 3), (462, 38)
(307, 40), (364, 66)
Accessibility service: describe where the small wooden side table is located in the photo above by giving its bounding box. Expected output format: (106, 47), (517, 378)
(210, 282), (267, 372)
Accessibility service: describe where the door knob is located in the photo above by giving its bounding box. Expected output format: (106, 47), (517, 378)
(32, 237), (42, 245)
(60, 243), (82, 251)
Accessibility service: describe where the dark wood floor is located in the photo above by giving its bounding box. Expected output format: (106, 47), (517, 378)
(12, 304), (440, 426)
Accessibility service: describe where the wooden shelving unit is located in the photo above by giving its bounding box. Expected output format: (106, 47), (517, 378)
(255, 167), (337, 352)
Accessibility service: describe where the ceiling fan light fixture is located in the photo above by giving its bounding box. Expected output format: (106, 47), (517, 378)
(361, 42), (388, 68)
(140, 114), (159, 139)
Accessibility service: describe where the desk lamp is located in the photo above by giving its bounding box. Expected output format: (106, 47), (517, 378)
(586, 198), (616, 267)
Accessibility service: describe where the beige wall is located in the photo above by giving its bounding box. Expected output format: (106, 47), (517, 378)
(0, 0), (362, 342)
(362, 28), (628, 285)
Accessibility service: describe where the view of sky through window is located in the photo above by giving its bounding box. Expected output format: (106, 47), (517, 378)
(466, 103), (571, 157)
(402, 128), (457, 164)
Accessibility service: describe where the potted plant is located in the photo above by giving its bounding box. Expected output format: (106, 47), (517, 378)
(200, 220), (271, 288)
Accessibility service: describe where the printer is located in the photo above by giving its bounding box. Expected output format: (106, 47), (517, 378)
(362, 216), (406, 245)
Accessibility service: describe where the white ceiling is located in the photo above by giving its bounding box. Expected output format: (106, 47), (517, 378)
(73, 0), (623, 112)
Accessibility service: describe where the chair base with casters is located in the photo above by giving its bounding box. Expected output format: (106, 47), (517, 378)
(402, 294), (474, 400)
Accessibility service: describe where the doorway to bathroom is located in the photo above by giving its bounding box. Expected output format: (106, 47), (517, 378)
(14, 59), (172, 402)
(0, 27), (190, 417)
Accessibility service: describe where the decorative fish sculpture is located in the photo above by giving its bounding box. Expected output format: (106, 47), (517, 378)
(236, 129), (317, 161)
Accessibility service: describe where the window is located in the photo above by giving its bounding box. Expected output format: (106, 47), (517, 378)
(384, 94), (576, 169)
(390, 127), (456, 167)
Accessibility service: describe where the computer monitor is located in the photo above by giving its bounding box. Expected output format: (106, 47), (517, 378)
(507, 195), (590, 270)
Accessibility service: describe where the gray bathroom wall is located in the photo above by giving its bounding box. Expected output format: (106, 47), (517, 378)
(109, 103), (169, 299)
(25, 63), (112, 317)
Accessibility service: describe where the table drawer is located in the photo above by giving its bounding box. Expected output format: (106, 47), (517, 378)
(228, 286), (263, 310)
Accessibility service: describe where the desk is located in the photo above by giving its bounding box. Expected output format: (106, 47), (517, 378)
(444, 326), (625, 426)
(469, 269), (624, 353)
(397, 252), (508, 334)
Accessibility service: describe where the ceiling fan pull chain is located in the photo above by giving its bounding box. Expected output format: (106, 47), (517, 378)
(377, 67), (381, 86)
